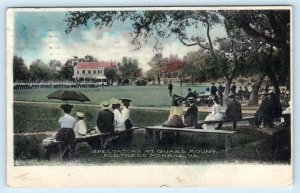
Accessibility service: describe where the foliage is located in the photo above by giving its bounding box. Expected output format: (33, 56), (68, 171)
(13, 55), (30, 81)
(29, 59), (55, 81)
(118, 57), (142, 82)
(104, 67), (119, 85)
(59, 62), (74, 80)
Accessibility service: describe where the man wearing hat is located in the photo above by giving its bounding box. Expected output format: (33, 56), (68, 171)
(216, 94), (242, 130)
(56, 104), (76, 142)
(110, 98), (125, 132)
(255, 90), (281, 128)
(230, 82), (237, 94)
(185, 88), (196, 102)
(97, 100), (114, 133)
(210, 82), (218, 97)
(73, 112), (87, 137)
(184, 97), (198, 127)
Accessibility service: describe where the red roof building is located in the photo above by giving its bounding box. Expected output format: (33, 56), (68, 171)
(73, 61), (117, 81)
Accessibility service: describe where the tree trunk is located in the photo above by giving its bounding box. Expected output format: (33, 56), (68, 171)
(157, 74), (160, 85)
(223, 79), (231, 106)
(248, 74), (265, 106)
(267, 69), (281, 99)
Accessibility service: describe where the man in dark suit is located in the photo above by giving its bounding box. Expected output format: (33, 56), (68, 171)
(185, 88), (196, 101)
(216, 94), (242, 129)
(184, 97), (199, 127)
(230, 82), (237, 94)
(97, 100), (114, 133)
(210, 82), (218, 97)
(168, 81), (173, 97)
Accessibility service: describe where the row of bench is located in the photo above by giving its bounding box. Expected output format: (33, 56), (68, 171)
(43, 117), (260, 161)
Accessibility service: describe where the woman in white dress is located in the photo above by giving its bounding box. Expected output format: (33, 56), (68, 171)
(203, 97), (223, 130)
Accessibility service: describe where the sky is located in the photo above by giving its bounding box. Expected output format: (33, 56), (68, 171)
(13, 10), (227, 72)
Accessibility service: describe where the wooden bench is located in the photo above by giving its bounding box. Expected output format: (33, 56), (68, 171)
(197, 116), (256, 130)
(144, 126), (236, 152)
(43, 127), (140, 161)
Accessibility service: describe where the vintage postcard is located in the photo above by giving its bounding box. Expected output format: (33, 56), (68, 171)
(7, 6), (292, 187)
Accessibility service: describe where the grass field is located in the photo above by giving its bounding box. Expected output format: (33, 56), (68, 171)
(12, 86), (291, 165)
(13, 103), (207, 133)
(13, 85), (208, 107)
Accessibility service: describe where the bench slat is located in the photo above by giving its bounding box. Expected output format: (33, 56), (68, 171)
(145, 126), (236, 134)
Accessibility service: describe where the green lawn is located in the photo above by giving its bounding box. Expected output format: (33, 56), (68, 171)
(13, 85), (208, 107)
(14, 103), (207, 133)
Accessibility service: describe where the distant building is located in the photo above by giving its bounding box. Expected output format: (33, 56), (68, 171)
(73, 61), (117, 84)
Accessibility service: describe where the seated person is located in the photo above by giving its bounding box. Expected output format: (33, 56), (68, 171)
(203, 97), (223, 130)
(216, 94), (242, 130)
(110, 98), (125, 131)
(255, 92), (273, 128)
(120, 98), (133, 130)
(163, 97), (185, 127)
(55, 104), (76, 142)
(97, 100), (114, 133)
(281, 100), (291, 125)
(73, 112), (87, 137)
(184, 97), (198, 127)
(185, 88), (196, 102)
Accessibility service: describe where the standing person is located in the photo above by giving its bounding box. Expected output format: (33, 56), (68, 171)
(120, 98), (133, 129)
(237, 86), (244, 100)
(269, 91), (282, 119)
(97, 101), (114, 133)
(168, 81), (173, 97)
(216, 94), (242, 130)
(244, 85), (250, 99)
(217, 83), (224, 106)
(110, 98), (125, 131)
(56, 104), (76, 142)
(184, 97), (198, 127)
(73, 112), (87, 137)
(203, 97), (223, 130)
(218, 82), (225, 93)
(230, 82), (237, 94)
(120, 98), (133, 145)
(210, 82), (218, 97)
(255, 93), (274, 128)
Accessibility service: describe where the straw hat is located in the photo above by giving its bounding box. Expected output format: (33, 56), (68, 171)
(76, 112), (84, 118)
(109, 98), (121, 105)
(100, 100), (111, 109)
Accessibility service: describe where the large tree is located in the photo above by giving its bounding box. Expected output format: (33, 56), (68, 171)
(13, 55), (30, 81)
(65, 9), (290, 101)
(222, 10), (290, 100)
(118, 57), (142, 84)
(104, 67), (118, 85)
(29, 59), (54, 81)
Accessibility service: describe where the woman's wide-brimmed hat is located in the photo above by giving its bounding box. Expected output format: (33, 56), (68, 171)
(60, 104), (73, 111)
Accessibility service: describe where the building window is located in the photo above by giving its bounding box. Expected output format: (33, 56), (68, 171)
(82, 70), (85, 74)
(77, 70), (79, 74)
(88, 70), (91, 74)
(98, 70), (103, 74)
(93, 70), (96, 74)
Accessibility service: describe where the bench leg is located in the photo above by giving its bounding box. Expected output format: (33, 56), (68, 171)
(224, 135), (231, 152)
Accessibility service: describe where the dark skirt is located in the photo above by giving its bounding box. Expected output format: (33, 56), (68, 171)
(55, 128), (75, 142)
